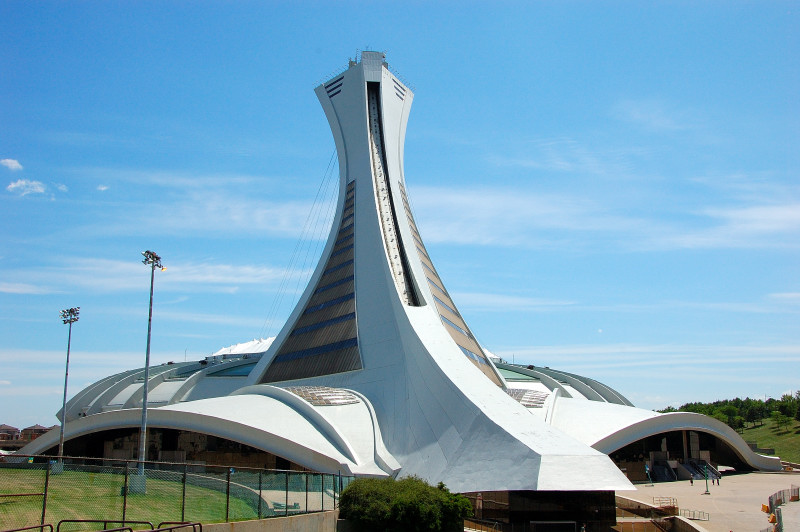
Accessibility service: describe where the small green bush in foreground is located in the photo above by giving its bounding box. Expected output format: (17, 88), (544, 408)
(339, 476), (473, 532)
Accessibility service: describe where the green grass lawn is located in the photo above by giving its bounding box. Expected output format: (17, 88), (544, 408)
(0, 467), (259, 530)
(740, 417), (800, 463)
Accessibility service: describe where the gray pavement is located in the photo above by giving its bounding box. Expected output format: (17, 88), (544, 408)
(619, 472), (800, 532)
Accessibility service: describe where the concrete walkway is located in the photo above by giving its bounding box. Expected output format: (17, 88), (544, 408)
(620, 472), (799, 532)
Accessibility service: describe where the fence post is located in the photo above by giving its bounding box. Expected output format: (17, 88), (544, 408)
(41, 459), (51, 526)
(122, 462), (129, 524)
(305, 472), (309, 513)
(257, 470), (263, 519)
(181, 462), (187, 522)
(285, 472), (289, 517)
(225, 467), (232, 522)
(320, 473), (323, 512)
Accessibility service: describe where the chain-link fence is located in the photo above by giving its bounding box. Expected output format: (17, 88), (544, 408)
(0, 455), (353, 531)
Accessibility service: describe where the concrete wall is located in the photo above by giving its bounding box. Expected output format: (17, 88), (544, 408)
(668, 516), (711, 532)
(204, 511), (338, 532)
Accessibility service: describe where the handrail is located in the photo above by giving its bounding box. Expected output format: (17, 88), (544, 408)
(56, 520), (153, 532)
(1, 525), (54, 532)
(154, 523), (202, 532)
(680, 508), (710, 521)
(464, 518), (501, 531)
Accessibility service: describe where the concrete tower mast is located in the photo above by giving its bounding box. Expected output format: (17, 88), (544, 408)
(248, 52), (632, 492)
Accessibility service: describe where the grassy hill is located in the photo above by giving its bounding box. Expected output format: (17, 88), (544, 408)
(739, 417), (800, 464)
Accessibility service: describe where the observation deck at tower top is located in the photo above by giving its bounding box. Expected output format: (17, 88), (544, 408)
(318, 50), (413, 91)
(351, 50), (387, 69)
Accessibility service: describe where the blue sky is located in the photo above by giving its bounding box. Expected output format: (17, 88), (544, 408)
(1, 2), (798, 428)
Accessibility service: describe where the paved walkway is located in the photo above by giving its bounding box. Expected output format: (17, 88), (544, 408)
(620, 472), (800, 532)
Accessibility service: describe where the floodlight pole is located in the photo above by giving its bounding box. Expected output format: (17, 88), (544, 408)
(138, 250), (163, 477)
(58, 307), (80, 462)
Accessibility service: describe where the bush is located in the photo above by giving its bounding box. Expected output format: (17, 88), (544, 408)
(339, 476), (473, 532)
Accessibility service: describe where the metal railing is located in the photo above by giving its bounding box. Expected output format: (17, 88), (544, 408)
(0, 455), (353, 531)
(762, 484), (798, 532)
(51, 520), (200, 532)
(679, 508), (709, 521)
(55, 521), (152, 532)
(463, 518), (501, 531)
(2, 526), (54, 532)
(767, 484), (799, 511)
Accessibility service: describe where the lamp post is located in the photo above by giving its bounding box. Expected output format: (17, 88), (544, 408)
(58, 307), (80, 465)
(137, 250), (164, 483)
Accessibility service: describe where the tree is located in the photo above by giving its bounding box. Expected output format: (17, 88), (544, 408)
(711, 411), (728, 425)
(745, 405), (762, 427)
(339, 476), (473, 532)
(771, 410), (791, 432)
(720, 405), (738, 427)
(777, 395), (797, 418)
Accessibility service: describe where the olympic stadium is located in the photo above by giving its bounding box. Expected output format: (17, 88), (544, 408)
(21, 51), (782, 528)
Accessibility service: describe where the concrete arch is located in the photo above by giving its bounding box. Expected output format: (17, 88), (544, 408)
(21, 393), (392, 476)
(592, 411), (782, 471)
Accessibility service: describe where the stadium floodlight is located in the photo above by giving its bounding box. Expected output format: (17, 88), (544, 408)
(136, 250), (164, 483)
(58, 307), (80, 463)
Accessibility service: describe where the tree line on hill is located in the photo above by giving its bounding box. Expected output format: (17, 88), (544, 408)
(658, 392), (800, 432)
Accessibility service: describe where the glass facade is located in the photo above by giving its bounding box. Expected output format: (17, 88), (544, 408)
(398, 182), (503, 386)
(261, 181), (360, 383)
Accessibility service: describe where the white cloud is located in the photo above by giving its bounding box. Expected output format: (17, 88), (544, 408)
(452, 291), (575, 312)
(56, 167), (334, 240)
(1, 159), (23, 171)
(0, 380), (10, 386)
(768, 293), (800, 308)
(168, 261), (303, 288)
(156, 310), (266, 329)
(7, 179), (46, 196)
(690, 173), (800, 203)
(769, 292), (800, 300)
(1, 256), (310, 295)
(611, 99), (693, 131)
(0, 282), (55, 295)
(56, 184), (68, 192)
(706, 203), (800, 234)
(76, 166), (277, 191)
(660, 203), (800, 249)
(496, 343), (800, 366)
(410, 185), (652, 248)
(160, 192), (329, 238)
(488, 137), (640, 177)
(408, 183), (800, 251)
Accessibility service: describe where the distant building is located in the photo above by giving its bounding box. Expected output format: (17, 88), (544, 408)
(0, 424), (20, 441)
(21, 52), (782, 529)
(20, 424), (55, 441)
